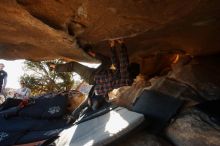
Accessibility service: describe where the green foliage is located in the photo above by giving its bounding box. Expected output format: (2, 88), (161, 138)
(20, 60), (74, 95)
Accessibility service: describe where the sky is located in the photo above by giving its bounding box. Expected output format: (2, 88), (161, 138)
(0, 59), (25, 89)
(0, 59), (100, 89)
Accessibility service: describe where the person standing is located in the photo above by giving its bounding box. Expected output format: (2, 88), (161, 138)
(0, 63), (7, 94)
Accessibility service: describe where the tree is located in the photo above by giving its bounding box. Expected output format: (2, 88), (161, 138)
(20, 60), (74, 95)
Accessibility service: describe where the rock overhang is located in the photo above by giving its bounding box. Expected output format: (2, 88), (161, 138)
(0, 0), (220, 71)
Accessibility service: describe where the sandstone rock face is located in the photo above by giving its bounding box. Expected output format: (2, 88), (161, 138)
(0, 0), (220, 67)
(170, 56), (220, 100)
(0, 0), (95, 62)
(1, 1), (220, 145)
(166, 109), (220, 146)
(148, 76), (200, 108)
(113, 130), (172, 146)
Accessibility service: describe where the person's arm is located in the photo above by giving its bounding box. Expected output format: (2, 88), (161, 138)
(109, 40), (119, 70)
(49, 62), (76, 72)
(119, 42), (129, 78)
(110, 46), (120, 70)
(25, 88), (31, 97)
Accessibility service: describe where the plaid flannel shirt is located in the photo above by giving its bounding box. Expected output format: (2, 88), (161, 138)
(94, 44), (132, 97)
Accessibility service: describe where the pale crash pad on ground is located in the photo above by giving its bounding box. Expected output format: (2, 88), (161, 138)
(55, 107), (144, 146)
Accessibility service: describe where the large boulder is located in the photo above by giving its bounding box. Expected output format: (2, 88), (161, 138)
(166, 108), (220, 146)
(0, 0), (220, 64)
(170, 55), (220, 100)
(0, 0), (95, 62)
(113, 130), (172, 146)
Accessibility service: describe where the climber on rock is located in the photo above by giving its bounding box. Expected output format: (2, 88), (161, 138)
(49, 39), (140, 110)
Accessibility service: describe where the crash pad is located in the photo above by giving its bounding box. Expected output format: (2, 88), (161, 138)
(55, 107), (144, 146)
(132, 90), (183, 133)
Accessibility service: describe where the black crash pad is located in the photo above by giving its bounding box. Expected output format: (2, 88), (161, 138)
(132, 90), (183, 133)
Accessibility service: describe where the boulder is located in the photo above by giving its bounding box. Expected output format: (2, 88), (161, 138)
(170, 55), (220, 100)
(0, 0), (220, 64)
(113, 130), (172, 146)
(166, 109), (220, 146)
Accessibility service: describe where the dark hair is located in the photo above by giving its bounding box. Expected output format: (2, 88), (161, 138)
(127, 62), (140, 80)
(0, 63), (5, 67)
(83, 44), (93, 52)
(20, 80), (25, 84)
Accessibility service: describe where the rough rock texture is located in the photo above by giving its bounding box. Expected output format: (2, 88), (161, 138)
(112, 130), (172, 146)
(170, 55), (220, 100)
(166, 109), (220, 146)
(110, 55), (220, 146)
(0, 1), (220, 145)
(0, 0), (95, 62)
(147, 76), (200, 108)
(1, 0), (220, 67)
